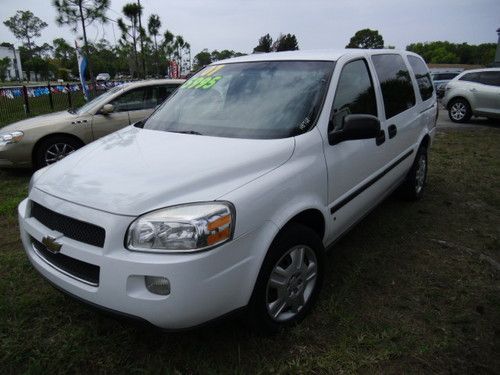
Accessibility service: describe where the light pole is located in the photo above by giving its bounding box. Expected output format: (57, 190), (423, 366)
(494, 27), (500, 67)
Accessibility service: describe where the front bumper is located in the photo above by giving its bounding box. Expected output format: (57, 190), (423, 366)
(0, 143), (32, 168)
(18, 191), (276, 329)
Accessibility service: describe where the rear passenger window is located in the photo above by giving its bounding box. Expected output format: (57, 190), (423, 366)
(408, 56), (434, 101)
(479, 71), (500, 87)
(459, 72), (481, 83)
(372, 54), (416, 119)
(330, 59), (377, 131)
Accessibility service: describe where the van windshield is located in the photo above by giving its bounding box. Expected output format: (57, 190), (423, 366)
(144, 61), (334, 139)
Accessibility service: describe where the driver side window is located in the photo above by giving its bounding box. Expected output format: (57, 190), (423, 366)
(331, 59), (378, 131)
(110, 87), (149, 112)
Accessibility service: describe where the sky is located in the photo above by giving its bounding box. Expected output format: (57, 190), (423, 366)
(0, 0), (499, 56)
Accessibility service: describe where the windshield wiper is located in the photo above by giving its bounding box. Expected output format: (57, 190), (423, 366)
(169, 130), (203, 135)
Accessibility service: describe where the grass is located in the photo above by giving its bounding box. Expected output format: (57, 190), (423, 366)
(0, 92), (86, 128)
(0, 127), (499, 374)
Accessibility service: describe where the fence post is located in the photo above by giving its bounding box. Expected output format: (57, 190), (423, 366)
(22, 85), (30, 115)
(66, 83), (72, 108)
(47, 82), (54, 110)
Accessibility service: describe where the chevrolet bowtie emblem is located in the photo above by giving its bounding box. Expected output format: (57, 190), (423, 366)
(42, 236), (62, 254)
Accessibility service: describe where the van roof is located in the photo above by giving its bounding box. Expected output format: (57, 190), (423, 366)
(214, 49), (419, 64)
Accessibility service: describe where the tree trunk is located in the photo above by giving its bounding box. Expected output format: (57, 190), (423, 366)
(132, 33), (138, 78)
(137, 0), (146, 78)
(79, 0), (96, 97)
(154, 36), (159, 77)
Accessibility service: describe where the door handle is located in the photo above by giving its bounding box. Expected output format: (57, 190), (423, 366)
(388, 124), (397, 139)
(375, 130), (385, 146)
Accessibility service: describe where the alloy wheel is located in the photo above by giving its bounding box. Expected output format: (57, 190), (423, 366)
(45, 143), (76, 165)
(450, 102), (467, 121)
(266, 245), (318, 322)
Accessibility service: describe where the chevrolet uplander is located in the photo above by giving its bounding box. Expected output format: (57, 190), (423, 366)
(19, 49), (437, 332)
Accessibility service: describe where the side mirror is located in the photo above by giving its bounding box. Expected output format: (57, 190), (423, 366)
(328, 114), (380, 145)
(100, 104), (114, 115)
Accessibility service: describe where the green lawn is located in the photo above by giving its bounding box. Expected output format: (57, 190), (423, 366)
(0, 92), (86, 128)
(0, 128), (499, 374)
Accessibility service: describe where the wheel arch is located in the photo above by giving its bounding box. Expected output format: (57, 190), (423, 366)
(32, 133), (85, 166)
(446, 95), (470, 110)
(420, 133), (430, 150)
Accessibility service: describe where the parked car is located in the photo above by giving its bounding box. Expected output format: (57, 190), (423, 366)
(19, 49), (437, 332)
(0, 79), (184, 169)
(430, 69), (463, 98)
(442, 68), (500, 123)
(96, 73), (111, 81)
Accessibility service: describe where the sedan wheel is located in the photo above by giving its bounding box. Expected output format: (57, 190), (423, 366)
(45, 143), (76, 165)
(34, 135), (83, 170)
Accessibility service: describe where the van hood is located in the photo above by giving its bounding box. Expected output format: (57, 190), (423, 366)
(34, 126), (295, 216)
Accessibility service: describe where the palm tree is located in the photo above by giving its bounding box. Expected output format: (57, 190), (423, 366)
(118, 3), (141, 77)
(148, 14), (161, 76)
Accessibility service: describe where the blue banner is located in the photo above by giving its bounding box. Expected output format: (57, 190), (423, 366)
(75, 44), (90, 101)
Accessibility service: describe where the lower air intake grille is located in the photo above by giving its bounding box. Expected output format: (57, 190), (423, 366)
(32, 237), (100, 286)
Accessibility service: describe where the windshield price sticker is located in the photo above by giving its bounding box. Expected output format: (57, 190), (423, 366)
(183, 76), (222, 89)
(182, 65), (225, 90)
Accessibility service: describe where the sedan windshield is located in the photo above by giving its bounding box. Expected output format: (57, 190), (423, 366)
(144, 61), (334, 139)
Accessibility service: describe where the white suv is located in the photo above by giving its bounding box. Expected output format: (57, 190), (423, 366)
(442, 68), (500, 123)
(19, 49), (437, 332)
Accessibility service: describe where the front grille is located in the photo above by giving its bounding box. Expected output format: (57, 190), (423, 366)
(32, 238), (100, 286)
(31, 201), (106, 248)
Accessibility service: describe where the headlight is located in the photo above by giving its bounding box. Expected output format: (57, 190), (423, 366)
(0, 131), (24, 147)
(126, 202), (235, 252)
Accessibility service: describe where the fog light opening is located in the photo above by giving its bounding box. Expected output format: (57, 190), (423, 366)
(145, 276), (170, 296)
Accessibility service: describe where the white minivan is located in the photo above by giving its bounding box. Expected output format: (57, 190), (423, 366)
(18, 49), (437, 332)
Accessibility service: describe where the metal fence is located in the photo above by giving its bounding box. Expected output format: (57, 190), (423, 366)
(0, 81), (134, 127)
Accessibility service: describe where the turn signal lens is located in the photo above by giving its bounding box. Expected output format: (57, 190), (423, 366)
(145, 276), (170, 295)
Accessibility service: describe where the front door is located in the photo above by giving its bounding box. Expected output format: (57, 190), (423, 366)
(323, 58), (391, 242)
(91, 110), (130, 140)
(92, 86), (153, 140)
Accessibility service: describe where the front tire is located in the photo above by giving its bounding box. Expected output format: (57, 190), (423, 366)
(34, 135), (83, 170)
(448, 98), (471, 123)
(247, 223), (325, 333)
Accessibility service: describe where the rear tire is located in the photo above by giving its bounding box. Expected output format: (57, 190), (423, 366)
(33, 135), (83, 170)
(247, 223), (325, 334)
(399, 144), (428, 201)
(448, 98), (471, 123)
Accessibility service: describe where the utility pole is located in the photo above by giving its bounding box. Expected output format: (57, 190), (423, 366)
(137, 0), (146, 78)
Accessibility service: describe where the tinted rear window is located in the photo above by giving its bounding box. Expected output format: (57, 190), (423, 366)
(432, 73), (459, 80)
(408, 56), (434, 101)
(479, 71), (500, 86)
(372, 54), (416, 119)
(459, 72), (481, 83)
